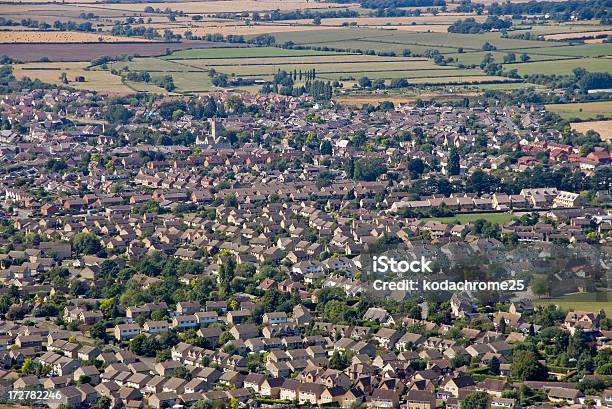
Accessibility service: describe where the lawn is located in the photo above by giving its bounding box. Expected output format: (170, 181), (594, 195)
(546, 101), (612, 121)
(534, 292), (612, 315)
(423, 212), (516, 225)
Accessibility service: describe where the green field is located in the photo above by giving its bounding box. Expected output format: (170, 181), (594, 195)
(269, 28), (563, 53)
(161, 47), (342, 60)
(424, 212), (516, 225)
(505, 57), (612, 75)
(113, 45), (514, 92)
(513, 43), (612, 58)
(516, 24), (612, 35)
(447, 51), (573, 66)
(546, 101), (612, 120)
(534, 292), (612, 315)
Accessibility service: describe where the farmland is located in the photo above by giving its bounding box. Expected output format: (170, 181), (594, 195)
(12, 62), (133, 94)
(534, 292), (612, 315)
(0, 31), (153, 43)
(90, 0), (358, 14)
(104, 45), (519, 93)
(543, 30), (612, 41)
(504, 57), (612, 76)
(546, 101), (612, 121)
(269, 28), (566, 53)
(0, 40), (228, 62)
(571, 120), (612, 140)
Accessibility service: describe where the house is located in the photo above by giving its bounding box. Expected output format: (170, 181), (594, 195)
(260, 377), (284, 398)
(112, 322), (140, 341)
(73, 366), (100, 385)
(230, 324), (260, 340)
(176, 301), (200, 315)
(144, 320), (170, 334)
(363, 308), (393, 325)
(406, 390), (436, 409)
(298, 382), (326, 405)
(243, 373), (266, 394)
(263, 312), (288, 326)
(547, 387), (584, 403)
(293, 304), (312, 326)
(370, 388), (400, 408)
(171, 315), (198, 330)
(148, 391), (177, 409)
(280, 379), (300, 401)
(374, 328), (403, 349)
(450, 293), (473, 317)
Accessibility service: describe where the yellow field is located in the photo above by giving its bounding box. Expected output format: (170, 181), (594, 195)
(13, 62), (132, 94)
(0, 31), (152, 43)
(543, 30), (612, 40)
(571, 120), (612, 140)
(92, 0), (358, 14)
(585, 38), (606, 44)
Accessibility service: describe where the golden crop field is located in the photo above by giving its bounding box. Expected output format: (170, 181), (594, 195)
(571, 120), (612, 140)
(0, 31), (153, 43)
(13, 62), (133, 94)
(92, 0), (358, 14)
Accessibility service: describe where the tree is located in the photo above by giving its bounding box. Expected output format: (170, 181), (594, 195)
(90, 321), (108, 341)
(503, 52), (516, 63)
(358, 76), (372, 88)
(498, 318), (507, 334)
(218, 251), (236, 297)
(21, 357), (34, 374)
(567, 328), (590, 360)
(71, 232), (101, 255)
(448, 149), (460, 176)
(224, 193), (238, 208)
(329, 350), (350, 370)
(105, 104), (132, 124)
(530, 276), (549, 298)
(320, 140), (333, 155)
(354, 157), (387, 181)
(407, 158), (425, 178)
(461, 391), (489, 409)
(173, 366), (192, 381)
(92, 396), (112, 409)
(490, 356), (500, 375)
(511, 350), (548, 381)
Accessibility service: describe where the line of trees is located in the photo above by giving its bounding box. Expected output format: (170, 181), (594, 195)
(331, 0), (445, 8)
(488, 0), (609, 22)
(253, 8), (358, 21)
(448, 16), (512, 33)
